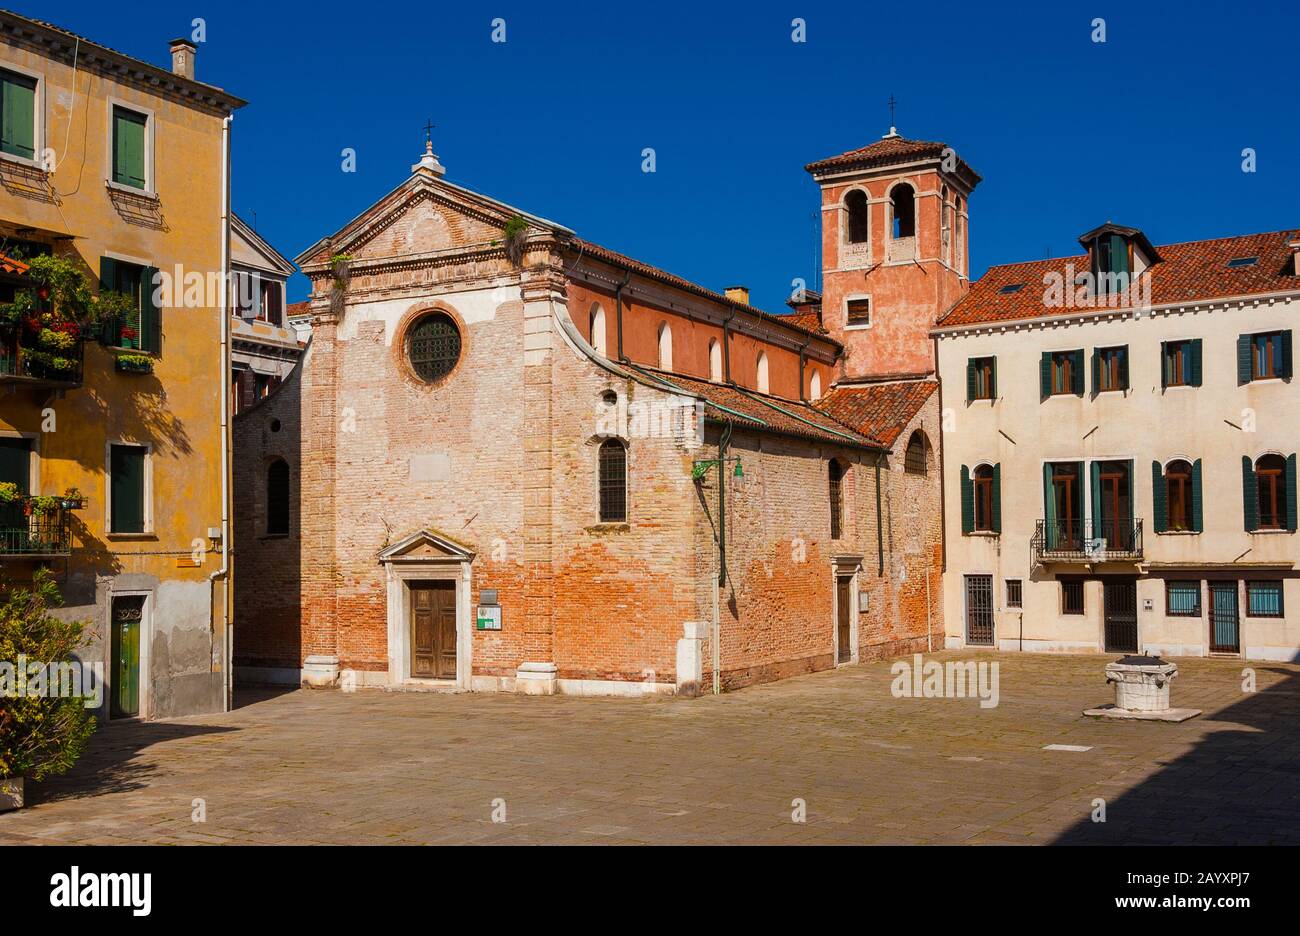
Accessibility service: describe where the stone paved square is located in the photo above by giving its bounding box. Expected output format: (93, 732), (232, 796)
(2, 652), (1298, 845)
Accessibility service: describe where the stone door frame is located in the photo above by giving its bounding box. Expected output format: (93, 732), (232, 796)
(379, 530), (475, 691)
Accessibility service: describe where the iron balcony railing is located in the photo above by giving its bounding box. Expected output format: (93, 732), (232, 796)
(0, 498), (75, 558)
(1032, 518), (1143, 563)
(0, 326), (86, 387)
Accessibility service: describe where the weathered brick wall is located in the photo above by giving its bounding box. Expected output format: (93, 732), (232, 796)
(232, 351), (304, 670)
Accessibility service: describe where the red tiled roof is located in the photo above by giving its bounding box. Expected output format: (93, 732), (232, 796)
(628, 367), (884, 450)
(806, 134), (981, 187)
(0, 252), (30, 275)
(782, 311), (824, 334)
(286, 301), (311, 318)
(815, 379), (937, 448)
(566, 238), (839, 347)
(939, 229), (1300, 330)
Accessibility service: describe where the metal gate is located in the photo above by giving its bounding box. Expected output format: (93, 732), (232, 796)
(1103, 579), (1138, 653)
(965, 575), (994, 646)
(1210, 582), (1240, 654)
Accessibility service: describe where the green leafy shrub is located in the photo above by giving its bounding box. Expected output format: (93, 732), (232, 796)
(0, 571), (96, 782)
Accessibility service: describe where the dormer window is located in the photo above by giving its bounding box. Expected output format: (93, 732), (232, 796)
(1078, 223), (1161, 297)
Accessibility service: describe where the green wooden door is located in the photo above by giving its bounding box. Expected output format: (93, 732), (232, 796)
(0, 437), (31, 551)
(110, 595), (144, 718)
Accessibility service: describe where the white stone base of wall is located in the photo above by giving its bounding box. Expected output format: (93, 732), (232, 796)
(998, 638), (1100, 653)
(1144, 643), (1205, 658)
(302, 654), (340, 688)
(1244, 646), (1300, 662)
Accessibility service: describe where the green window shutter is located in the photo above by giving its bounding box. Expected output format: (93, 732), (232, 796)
(98, 257), (119, 344)
(1091, 349), (1100, 396)
(0, 70), (37, 160)
(960, 465), (973, 534)
(989, 357), (997, 399)
(1237, 334), (1252, 384)
(140, 266), (161, 354)
(1160, 341), (1169, 388)
(112, 106), (147, 189)
(1287, 454), (1298, 533)
(966, 358), (976, 402)
(1090, 461), (1101, 530)
(1071, 350), (1085, 395)
(1151, 460), (1168, 533)
(991, 464), (1002, 534)
(1188, 339), (1203, 387)
(1281, 331), (1293, 380)
(1118, 345), (1129, 389)
(110, 445), (146, 534)
(1042, 462), (1054, 522)
(1039, 352), (1051, 399)
(1242, 455), (1258, 532)
(1191, 458), (1203, 533)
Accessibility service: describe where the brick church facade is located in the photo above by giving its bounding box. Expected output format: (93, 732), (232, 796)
(232, 130), (978, 696)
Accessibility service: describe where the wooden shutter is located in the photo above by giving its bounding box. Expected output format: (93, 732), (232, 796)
(1281, 331), (1293, 380)
(1237, 335), (1253, 384)
(1039, 352), (1051, 399)
(1118, 345), (1129, 389)
(1188, 339), (1203, 386)
(966, 358), (976, 402)
(989, 357), (997, 399)
(1042, 463), (1054, 525)
(1191, 458), (1204, 533)
(1151, 461), (1168, 533)
(110, 445), (146, 534)
(1071, 350), (1085, 395)
(0, 70), (36, 160)
(991, 464), (1001, 534)
(98, 257), (119, 345)
(141, 266), (161, 354)
(1242, 455), (1258, 532)
(1160, 341), (1170, 388)
(112, 107), (147, 188)
(960, 465), (973, 534)
(1091, 349), (1100, 396)
(1090, 461), (1101, 531)
(1287, 454), (1298, 533)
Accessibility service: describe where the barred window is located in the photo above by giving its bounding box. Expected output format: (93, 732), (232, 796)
(407, 313), (462, 383)
(1006, 579), (1022, 609)
(598, 439), (627, 523)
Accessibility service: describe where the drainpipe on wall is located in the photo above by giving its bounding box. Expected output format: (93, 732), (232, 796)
(797, 339), (810, 402)
(875, 456), (884, 576)
(713, 419), (733, 695)
(614, 271), (631, 363)
(210, 113), (233, 712)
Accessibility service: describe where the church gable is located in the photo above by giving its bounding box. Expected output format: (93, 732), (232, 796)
(346, 189), (505, 261)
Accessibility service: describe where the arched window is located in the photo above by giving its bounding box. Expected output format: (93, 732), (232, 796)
(845, 189), (869, 244)
(972, 464), (995, 532)
(598, 439), (627, 523)
(829, 458), (847, 539)
(708, 338), (722, 382)
(904, 430), (929, 475)
(589, 304), (607, 357)
(1256, 454), (1286, 530)
(890, 183), (915, 239)
(809, 370), (822, 401)
(756, 351), (769, 394)
(657, 322), (673, 371)
(956, 195), (966, 273)
(266, 458), (289, 536)
(940, 185), (952, 263)
(1165, 459), (1193, 531)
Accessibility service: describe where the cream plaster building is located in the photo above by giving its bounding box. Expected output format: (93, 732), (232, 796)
(937, 224), (1300, 661)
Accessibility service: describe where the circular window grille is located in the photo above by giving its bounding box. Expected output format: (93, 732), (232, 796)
(407, 313), (462, 383)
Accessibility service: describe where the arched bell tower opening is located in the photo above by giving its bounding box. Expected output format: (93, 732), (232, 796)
(806, 130), (981, 381)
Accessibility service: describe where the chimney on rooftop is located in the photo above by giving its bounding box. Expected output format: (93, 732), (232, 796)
(724, 285), (750, 306)
(170, 38), (196, 80)
(1291, 236), (1300, 277)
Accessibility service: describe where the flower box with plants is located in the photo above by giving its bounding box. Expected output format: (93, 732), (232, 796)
(114, 353), (154, 374)
(0, 255), (127, 385)
(0, 571), (97, 811)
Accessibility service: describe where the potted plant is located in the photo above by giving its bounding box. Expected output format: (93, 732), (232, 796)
(60, 487), (85, 510)
(0, 570), (97, 811)
(114, 353), (154, 374)
(0, 481), (19, 505)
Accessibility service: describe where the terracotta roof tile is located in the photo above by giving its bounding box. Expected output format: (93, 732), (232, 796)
(806, 134), (981, 187)
(940, 229), (1300, 330)
(814, 380), (937, 448)
(0, 252), (30, 276)
(285, 301), (311, 318)
(627, 366), (884, 450)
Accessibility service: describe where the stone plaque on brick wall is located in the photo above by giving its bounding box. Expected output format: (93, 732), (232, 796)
(409, 452), (450, 482)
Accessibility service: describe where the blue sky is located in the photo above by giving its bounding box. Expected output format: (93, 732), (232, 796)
(36, 0), (1300, 309)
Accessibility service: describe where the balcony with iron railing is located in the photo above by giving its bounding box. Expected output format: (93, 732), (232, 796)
(1032, 518), (1143, 564)
(0, 323), (85, 388)
(0, 496), (80, 558)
